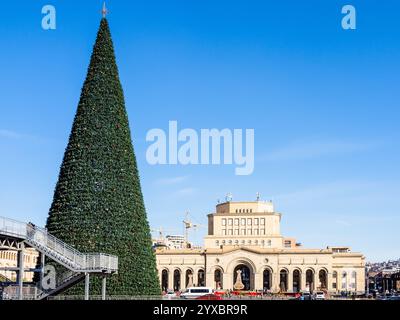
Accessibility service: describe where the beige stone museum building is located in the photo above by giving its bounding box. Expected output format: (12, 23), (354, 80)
(0, 248), (38, 282)
(155, 200), (366, 294)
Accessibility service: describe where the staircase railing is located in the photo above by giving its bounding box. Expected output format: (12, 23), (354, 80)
(0, 216), (28, 239)
(26, 224), (86, 269)
(0, 216), (118, 273)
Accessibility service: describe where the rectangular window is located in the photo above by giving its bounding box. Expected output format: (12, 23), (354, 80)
(234, 219), (239, 226)
(254, 229), (259, 235)
(333, 283), (337, 289)
(228, 229), (233, 235)
(241, 229), (246, 235)
(247, 229), (252, 235)
(228, 219), (233, 226)
(241, 218), (246, 226)
(261, 229), (265, 235)
(235, 229), (239, 235)
(284, 240), (291, 248)
(222, 229), (226, 235)
(254, 218), (259, 226)
(247, 218), (252, 225)
(222, 219), (226, 226)
(260, 218), (265, 225)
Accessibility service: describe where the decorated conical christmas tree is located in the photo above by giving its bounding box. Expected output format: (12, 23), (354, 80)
(46, 18), (160, 296)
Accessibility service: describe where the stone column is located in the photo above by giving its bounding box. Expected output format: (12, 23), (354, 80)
(312, 272), (316, 292)
(168, 269), (174, 291)
(287, 271), (293, 292)
(193, 270), (198, 287)
(301, 271), (307, 291)
(206, 270), (214, 289)
(181, 270), (186, 290)
(224, 272), (232, 290)
(327, 272), (332, 293)
(272, 271), (279, 292)
(254, 272), (262, 291)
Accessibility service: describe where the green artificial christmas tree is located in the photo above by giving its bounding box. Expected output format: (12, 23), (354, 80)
(46, 18), (160, 296)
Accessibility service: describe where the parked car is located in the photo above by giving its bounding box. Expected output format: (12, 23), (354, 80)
(388, 295), (400, 301)
(300, 292), (312, 300)
(313, 291), (326, 300)
(164, 290), (178, 299)
(180, 287), (214, 299)
(196, 293), (222, 300)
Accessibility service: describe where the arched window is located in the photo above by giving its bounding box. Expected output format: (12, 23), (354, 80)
(351, 271), (357, 290)
(234, 265), (252, 291)
(173, 269), (181, 291)
(318, 270), (327, 289)
(197, 269), (205, 286)
(161, 270), (169, 292)
(185, 269), (193, 288)
(306, 269), (314, 292)
(214, 269), (223, 289)
(332, 271), (338, 290)
(341, 272), (347, 290)
(279, 269), (288, 292)
(293, 270), (301, 293)
(263, 269), (271, 291)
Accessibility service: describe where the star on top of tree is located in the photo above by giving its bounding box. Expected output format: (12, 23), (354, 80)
(101, 2), (109, 18)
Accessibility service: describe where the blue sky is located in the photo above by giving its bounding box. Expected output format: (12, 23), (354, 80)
(0, 0), (399, 262)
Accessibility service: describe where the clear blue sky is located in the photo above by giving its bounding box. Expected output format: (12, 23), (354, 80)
(0, 0), (399, 262)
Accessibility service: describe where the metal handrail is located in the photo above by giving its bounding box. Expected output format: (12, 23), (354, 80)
(26, 224), (86, 268)
(0, 216), (28, 238)
(0, 215), (118, 273)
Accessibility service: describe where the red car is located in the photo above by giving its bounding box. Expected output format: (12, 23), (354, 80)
(196, 294), (223, 300)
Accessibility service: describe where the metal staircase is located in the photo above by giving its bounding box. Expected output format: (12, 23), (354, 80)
(0, 216), (118, 300)
(37, 270), (85, 300)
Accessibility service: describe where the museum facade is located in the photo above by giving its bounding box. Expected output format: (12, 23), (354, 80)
(155, 200), (366, 294)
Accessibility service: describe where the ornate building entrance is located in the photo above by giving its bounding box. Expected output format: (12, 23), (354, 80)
(233, 264), (252, 290)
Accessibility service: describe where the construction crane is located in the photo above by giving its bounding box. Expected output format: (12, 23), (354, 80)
(151, 228), (165, 241)
(151, 227), (179, 241)
(182, 212), (204, 246)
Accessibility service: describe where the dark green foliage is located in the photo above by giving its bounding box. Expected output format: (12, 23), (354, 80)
(32, 253), (42, 284)
(46, 19), (160, 296)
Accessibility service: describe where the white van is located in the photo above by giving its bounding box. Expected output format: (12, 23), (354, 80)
(313, 291), (326, 300)
(180, 287), (213, 299)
